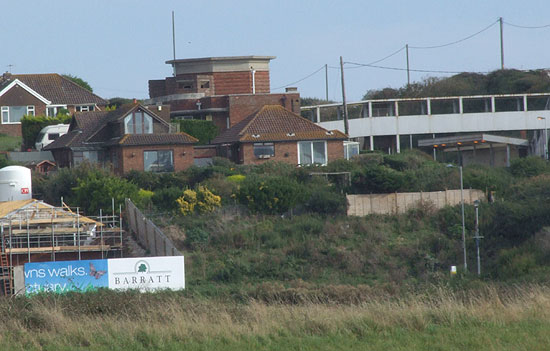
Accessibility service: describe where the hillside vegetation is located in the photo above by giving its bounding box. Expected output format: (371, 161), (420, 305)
(364, 69), (550, 100)
(32, 151), (550, 293)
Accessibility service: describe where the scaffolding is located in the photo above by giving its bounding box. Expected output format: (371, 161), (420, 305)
(0, 199), (124, 295)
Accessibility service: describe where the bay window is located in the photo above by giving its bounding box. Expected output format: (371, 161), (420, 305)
(1, 105), (34, 123)
(298, 141), (327, 165)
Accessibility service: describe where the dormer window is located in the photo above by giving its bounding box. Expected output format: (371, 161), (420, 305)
(124, 111), (153, 134)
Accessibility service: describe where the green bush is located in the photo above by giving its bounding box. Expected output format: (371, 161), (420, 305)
(352, 165), (407, 193)
(21, 114), (71, 149)
(151, 187), (184, 212)
(510, 156), (548, 177)
(236, 175), (304, 214)
(179, 120), (219, 145)
(73, 170), (139, 215)
(303, 184), (347, 215)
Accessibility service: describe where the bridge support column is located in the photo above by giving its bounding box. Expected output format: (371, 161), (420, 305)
(506, 144), (511, 167)
(396, 134), (401, 154)
(369, 135), (374, 151)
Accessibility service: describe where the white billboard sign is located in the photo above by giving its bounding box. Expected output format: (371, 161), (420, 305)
(108, 256), (185, 291)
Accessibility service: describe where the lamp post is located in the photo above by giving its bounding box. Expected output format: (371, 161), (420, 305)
(473, 200), (483, 276)
(447, 164), (467, 272)
(538, 116), (548, 160)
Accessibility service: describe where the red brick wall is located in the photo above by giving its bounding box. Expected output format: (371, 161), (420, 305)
(228, 93), (301, 126)
(327, 140), (345, 162)
(212, 70), (269, 95)
(0, 85), (47, 137)
(118, 144), (195, 174)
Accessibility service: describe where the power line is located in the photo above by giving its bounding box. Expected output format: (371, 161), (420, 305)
(504, 21), (550, 29)
(409, 19), (499, 49)
(345, 61), (488, 75)
(272, 65), (325, 90)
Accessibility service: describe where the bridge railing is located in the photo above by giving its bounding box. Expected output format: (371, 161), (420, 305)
(302, 93), (550, 123)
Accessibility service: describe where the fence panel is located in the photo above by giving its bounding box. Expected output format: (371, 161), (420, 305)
(125, 199), (182, 256)
(347, 189), (485, 216)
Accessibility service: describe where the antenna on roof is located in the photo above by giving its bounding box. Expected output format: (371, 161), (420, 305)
(7, 64), (14, 73)
(172, 11), (176, 77)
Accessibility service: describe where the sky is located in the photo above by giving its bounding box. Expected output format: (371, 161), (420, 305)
(2, 1), (550, 102)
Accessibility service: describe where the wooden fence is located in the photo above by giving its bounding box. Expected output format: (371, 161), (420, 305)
(125, 199), (182, 256)
(347, 189), (485, 216)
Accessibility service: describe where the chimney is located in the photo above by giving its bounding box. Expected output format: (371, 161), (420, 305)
(1, 72), (12, 82)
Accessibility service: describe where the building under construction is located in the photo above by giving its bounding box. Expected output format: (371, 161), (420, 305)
(0, 199), (123, 295)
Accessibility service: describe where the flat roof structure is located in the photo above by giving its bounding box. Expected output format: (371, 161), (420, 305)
(418, 133), (529, 167)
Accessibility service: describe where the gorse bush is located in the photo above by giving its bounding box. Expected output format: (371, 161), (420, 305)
(176, 186), (221, 215)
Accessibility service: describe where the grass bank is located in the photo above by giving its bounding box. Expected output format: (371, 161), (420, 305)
(2, 284), (550, 350)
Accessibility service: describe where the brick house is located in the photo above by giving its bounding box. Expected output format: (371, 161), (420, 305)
(0, 73), (108, 137)
(211, 105), (347, 165)
(45, 103), (197, 174)
(146, 56), (301, 133)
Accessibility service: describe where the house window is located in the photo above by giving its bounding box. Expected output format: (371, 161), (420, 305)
(76, 105), (95, 112)
(46, 105), (67, 117)
(1, 105), (34, 123)
(200, 80), (210, 89)
(124, 111), (153, 134)
(254, 143), (274, 159)
(177, 80), (193, 90)
(298, 141), (327, 165)
(344, 141), (360, 160)
(144, 150), (174, 172)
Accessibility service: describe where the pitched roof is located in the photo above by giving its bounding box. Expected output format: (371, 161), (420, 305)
(107, 133), (198, 146)
(45, 103), (197, 150)
(9, 74), (107, 105)
(211, 105), (347, 144)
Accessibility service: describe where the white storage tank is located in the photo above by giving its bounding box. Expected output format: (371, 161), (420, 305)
(0, 166), (32, 202)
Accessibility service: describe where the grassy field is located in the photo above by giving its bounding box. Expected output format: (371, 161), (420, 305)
(2, 284), (550, 350)
(0, 134), (21, 151)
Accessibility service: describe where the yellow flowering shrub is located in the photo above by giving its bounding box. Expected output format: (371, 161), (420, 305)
(176, 186), (221, 215)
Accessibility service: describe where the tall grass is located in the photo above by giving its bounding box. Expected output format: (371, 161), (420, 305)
(1, 284), (550, 350)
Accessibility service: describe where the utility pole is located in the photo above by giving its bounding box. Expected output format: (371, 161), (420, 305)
(172, 11), (176, 77)
(340, 56), (349, 136)
(499, 17), (504, 70)
(473, 200), (483, 275)
(325, 64), (329, 101)
(406, 44), (410, 87)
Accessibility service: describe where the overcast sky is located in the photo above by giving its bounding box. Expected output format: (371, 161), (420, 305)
(2, 1), (549, 102)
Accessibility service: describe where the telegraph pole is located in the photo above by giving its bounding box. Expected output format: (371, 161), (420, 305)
(172, 11), (177, 77)
(325, 64), (329, 101)
(340, 56), (349, 136)
(499, 17), (504, 70)
(406, 44), (410, 87)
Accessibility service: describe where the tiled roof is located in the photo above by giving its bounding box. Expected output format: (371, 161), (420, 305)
(107, 133), (198, 146)
(211, 105), (347, 144)
(10, 74), (107, 105)
(45, 103), (197, 150)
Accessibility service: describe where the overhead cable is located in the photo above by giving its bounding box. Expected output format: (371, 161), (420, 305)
(504, 21), (550, 29)
(409, 19), (499, 49)
(345, 61), (488, 75)
(272, 65), (326, 90)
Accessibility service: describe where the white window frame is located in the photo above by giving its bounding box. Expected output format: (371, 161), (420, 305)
(297, 140), (328, 166)
(1, 105), (35, 124)
(46, 105), (68, 117)
(75, 105), (95, 112)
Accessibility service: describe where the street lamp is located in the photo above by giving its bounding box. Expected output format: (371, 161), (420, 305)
(537, 116), (548, 160)
(447, 164), (467, 272)
(473, 200), (483, 276)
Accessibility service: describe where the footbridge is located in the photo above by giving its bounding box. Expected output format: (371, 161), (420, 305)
(302, 93), (550, 152)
